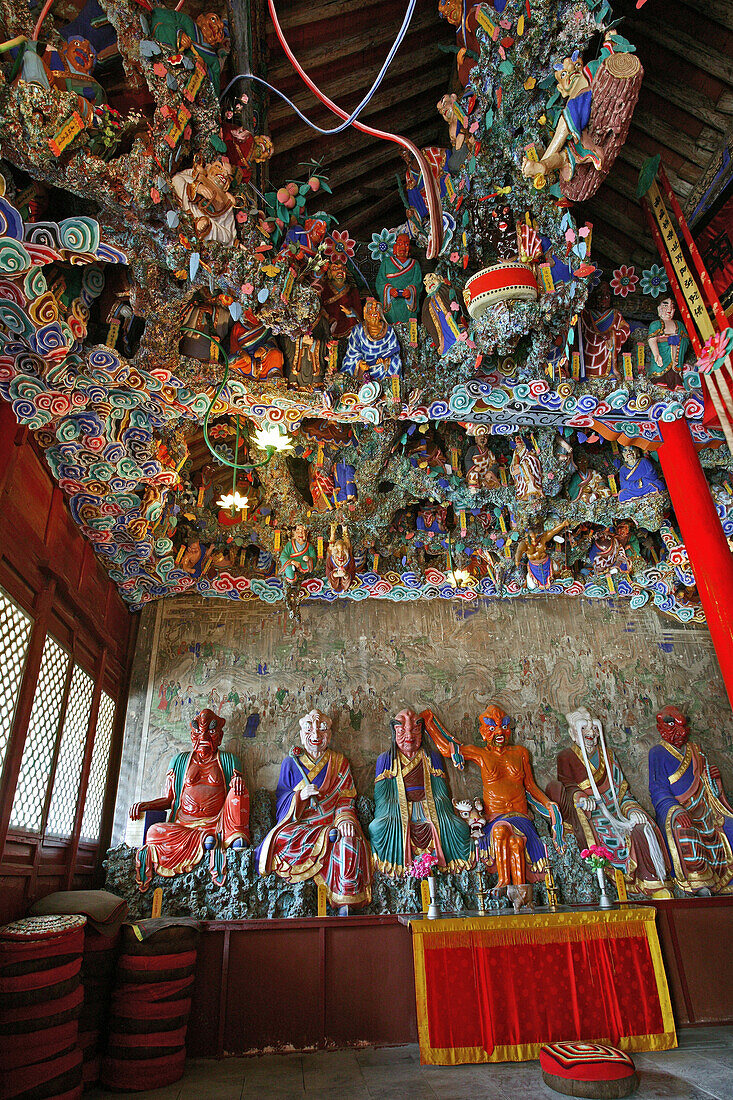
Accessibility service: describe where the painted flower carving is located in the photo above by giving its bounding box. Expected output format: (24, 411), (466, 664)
(610, 265), (639, 297)
(325, 229), (355, 264)
(696, 329), (733, 374)
(368, 227), (396, 260)
(640, 264), (668, 298)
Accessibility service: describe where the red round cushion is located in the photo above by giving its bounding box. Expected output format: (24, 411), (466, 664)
(540, 1043), (636, 1082)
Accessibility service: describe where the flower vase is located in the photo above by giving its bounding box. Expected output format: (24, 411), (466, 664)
(596, 866), (613, 909)
(427, 874), (440, 919)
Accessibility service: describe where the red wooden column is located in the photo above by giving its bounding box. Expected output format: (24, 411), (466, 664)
(658, 418), (733, 711)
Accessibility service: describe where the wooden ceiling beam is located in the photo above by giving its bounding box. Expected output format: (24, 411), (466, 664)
(267, 7), (438, 77)
(641, 75), (730, 135)
(625, 16), (733, 86)
(630, 109), (718, 170)
(615, 144), (692, 200)
(340, 193), (406, 234)
(268, 43), (448, 128)
(678, 0), (733, 35)
(584, 203), (656, 263)
(270, 80), (448, 159)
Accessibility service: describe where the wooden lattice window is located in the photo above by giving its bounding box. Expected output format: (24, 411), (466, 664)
(0, 588), (33, 778)
(9, 636), (71, 833)
(80, 692), (116, 841)
(46, 666), (95, 838)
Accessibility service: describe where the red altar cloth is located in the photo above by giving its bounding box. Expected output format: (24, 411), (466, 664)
(408, 908), (676, 1064)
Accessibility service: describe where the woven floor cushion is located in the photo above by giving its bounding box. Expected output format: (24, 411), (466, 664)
(540, 1042), (638, 1098)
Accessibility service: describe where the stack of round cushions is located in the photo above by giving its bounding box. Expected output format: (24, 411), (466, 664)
(100, 922), (199, 1092)
(0, 914), (86, 1100)
(540, 1041), (639, 1098)
(77, 927), (120, 1089)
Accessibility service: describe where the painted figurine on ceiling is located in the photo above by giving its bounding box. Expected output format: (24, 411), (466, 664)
(375, 233), (422, 325)
(464, 425), (501, 493)
(309, 455), (335, 511)
(368, 708), (471, 876)
(257, 709), (372, 912)
(566, 453), (612, 504)
(422, 706), (564, 894)
(279, 522), (317, 584)
(321, 263), (363, 338)
(150, 6), (230, 94)
(515, 521), (568, 590)
(547, 709), (671, 900)
(648, 705), (733, 895)
(280, 217), (328, 286)
(325, 523), (356, 593)
(402, 147), (450, 236)
(615, 446), (664, 503)
(341, 298), (401, 384)
(589, 529), (632, 578)
(510, 436), (543, 499)
(129, 709), (249, 891)
(580, 282), (630, 378)
(647, 296), (691, 390)
(171, 159), (238, 246)
(221, 93), (274, 182)
(520, 30), (643, 203)
(422, 272), (467, 356)
(229, 309), (284, 380)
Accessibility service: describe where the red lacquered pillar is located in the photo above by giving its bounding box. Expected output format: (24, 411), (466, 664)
(658, 417), (733, 711)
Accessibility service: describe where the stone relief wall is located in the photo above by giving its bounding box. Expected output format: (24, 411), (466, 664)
(113, 595), (733, 847)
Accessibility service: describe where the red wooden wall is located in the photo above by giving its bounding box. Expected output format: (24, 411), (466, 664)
(0, 403), (137, 924)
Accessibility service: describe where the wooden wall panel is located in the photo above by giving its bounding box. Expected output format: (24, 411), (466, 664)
(0, 402), (137, 923)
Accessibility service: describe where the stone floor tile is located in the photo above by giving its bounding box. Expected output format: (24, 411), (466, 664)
(354, 1044), (419, 1066)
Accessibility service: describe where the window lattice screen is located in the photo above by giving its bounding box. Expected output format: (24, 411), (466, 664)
(46, 665), (94, 837)
(80, 692), (115, 841)
(9, 636), (70, 833)
(0, 589), (32, 776)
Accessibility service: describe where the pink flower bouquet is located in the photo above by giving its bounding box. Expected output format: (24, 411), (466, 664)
(580, 844), (614, 870)
(407, 852), (440, 879)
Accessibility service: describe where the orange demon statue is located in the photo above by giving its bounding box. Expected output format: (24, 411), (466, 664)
(421, 704), (564, 891)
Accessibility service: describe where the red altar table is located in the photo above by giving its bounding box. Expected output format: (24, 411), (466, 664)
(405, 907), (676, 1064)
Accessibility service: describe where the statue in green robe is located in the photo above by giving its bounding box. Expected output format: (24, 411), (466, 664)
(369, 709), (471, 876)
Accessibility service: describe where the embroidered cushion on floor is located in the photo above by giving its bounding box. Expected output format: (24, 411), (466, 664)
(540, 1042), (638, 1098)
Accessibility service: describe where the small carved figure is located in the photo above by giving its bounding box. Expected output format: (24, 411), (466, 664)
(279, 522), (317, 584)
(437, 90), (477, 172)
(566, 453), (612, 504)
(130, 709), (249, 890)
(649, 706), (733, 895)
(422, 706), (564, 892)
(150, 6), (229, 93)
(321, 264), (362, 339)
(510, 436), (543, 499)
(422, 272), (467, 356)
(178, 540), (212, 577)
(580, 282), (630, 378)
(486, 205), (519, 262)
(647, 297), (691, 390)
(464, 425), (501, 493)
(402, 146), (450, 230)
(341, 298), (402, 384)
(616, 446), (664, 503)
(515, 521), (568, 590)
(222, 93), (273, 181)
(453, 797), (487, 842)
(171, 159), (238, 245)
(521, 31), (643, 202)
(256, 710), (372, 911)
(229, 310), (284, 380)
(309, 456), (335, 511)
(325, 523), (356, 592)
(547, 708), (671, 899)
(369, 709), (471, 875)
(375, 233), (422, 324)
(589, 529), (631, 577)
